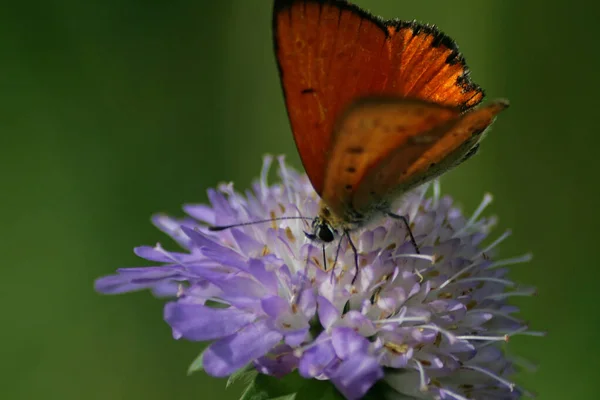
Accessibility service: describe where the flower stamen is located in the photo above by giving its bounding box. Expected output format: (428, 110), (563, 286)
(414, 360), (429, 392)
(462, 364), (516, 392)
(478, 229), (512, 256)
(486, 252), (533, 269)
(454, 193), (493, 236)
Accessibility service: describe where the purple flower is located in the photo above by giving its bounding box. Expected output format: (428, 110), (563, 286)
(95, 156), (540, 399)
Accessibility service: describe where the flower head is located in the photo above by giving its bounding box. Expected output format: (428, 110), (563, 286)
(95, 156), (538, 399)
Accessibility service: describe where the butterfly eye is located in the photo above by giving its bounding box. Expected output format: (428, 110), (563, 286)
(316, 224), (335, 243)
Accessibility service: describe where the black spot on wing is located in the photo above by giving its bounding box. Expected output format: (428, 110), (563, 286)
(346, 146), (364, 154)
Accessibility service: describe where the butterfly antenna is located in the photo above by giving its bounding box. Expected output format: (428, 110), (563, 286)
(387, 212), (420, 254)
(209, 216), (312, 231)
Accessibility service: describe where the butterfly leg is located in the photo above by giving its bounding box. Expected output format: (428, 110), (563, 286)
(329, 230), (360, 284)
(329, 235), (344, 284)
(345, 230), (360, 284)
(386, 212), (420, 254)
(387, 213), (424, 282)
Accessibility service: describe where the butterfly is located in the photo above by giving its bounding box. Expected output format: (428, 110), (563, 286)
(271, 0), (508, 249)
(211, 0), (508, 280)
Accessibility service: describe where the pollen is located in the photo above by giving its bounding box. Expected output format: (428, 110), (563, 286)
(466, 300), (477, 310)
(385, 342), (409, 354)
(285, 226), (295, 242)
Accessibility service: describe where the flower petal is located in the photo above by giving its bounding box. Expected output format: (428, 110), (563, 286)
(298, 288), (317, 319)
(254, 344), (299, 378)
(94, 266), (185, 295)
(203, 319), (282, 377)
(317, 296), (340, 331)
(341, 311), (376, 337)
(284, 329), (308, 347)
(231, 229), (264, 255)
(331, 327), (370, 360)
(164, 302), (256, 341)
(183, 204), (215, 224)
(261, 296), (288, 318)
(330, 355), (383, 400)
(298, 333), (336, 378)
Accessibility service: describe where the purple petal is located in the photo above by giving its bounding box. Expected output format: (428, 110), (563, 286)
(298, 333), (336, 378)
(203, 319), (283, 377)
(182, 226), (229, 251)
(150, 281), (181, 297)
(184, 232), (251, 270)
(254, 344), (299, 378)
(285, 329), (308, 347)
(94, 274), (169, 294)
(261, 296), (288, 318)
(330, 355), (383, 400)
(207, 189), (239, 224)
(331, 327), (370, 360)
(181, 226), (247, 271)
(133, 246), (174, 262)
(151, 214), (194, 248)
(298, 289), (317, 319)
(94, 266), (185, 294)
(200, 247), (249, 271)
(341, 311), (376, 337)
(133, 246), (203, 264)
(183, 204), (215, 224)
(117, 265), (186, 280)
(231, 229), (263, 255)
(208, 275), (267, 309)
(382, 345), (413, 368)
(318, 296), (339, 330)
(249, 259), (278, 293)
(164, 302), (256, 341)
(377, 286), (406, 312)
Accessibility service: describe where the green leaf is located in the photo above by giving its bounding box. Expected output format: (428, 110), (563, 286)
(363, 380), (413, 400)
(187, 349), (206, 375)
(238, 373), (298, 400)
(268, 395), (297, 400)
(238, 377), (270, 400)
(237, 372), (343, 400)
(295, 380), (342, 400)
(227, 365), (258, 389)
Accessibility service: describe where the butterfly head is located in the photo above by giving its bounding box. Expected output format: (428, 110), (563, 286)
(304, 205), (341, 243)
(305, 215), (337, 243)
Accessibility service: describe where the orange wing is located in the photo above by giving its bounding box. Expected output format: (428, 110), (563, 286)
(273, 0), (484, 196)
(320, 98), (508, 220)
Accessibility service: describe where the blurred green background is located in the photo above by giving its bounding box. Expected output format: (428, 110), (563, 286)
(2, 0), (597, 399)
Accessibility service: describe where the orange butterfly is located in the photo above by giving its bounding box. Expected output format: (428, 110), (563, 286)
(271, 0), (508, 248)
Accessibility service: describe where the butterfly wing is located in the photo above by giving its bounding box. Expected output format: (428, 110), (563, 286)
(273, 0), (484, 195)
(320, 97), (508, 220)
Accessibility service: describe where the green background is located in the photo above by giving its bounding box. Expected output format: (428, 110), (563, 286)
(2, 0), (597, 399)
